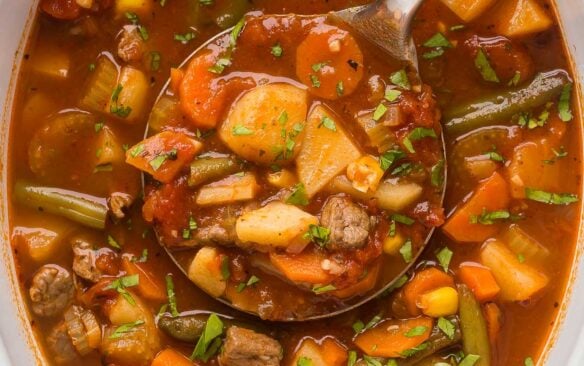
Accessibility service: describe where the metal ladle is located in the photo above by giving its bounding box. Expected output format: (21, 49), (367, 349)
(146, 0), (446, 321)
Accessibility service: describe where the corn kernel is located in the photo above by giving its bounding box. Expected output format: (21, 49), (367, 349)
(347, 155), (384, 193)
(417, 286), (459, 317)
(383, 232), (405, 255)
(267, 169), (298, 189)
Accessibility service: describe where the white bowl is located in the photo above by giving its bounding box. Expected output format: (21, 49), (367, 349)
(0, 0), (583, 364)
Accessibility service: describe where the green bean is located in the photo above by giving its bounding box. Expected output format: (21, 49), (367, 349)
(188, 157), (241, 187)
(444, 69), (570, 137)
(400, 317), (461, 366)
(158, 313), (268, 343)
(14, 180), (108, 230)
(458, 284), (491, 366)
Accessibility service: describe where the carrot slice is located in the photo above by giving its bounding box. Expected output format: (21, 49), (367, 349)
(458, 262), (501, 302)
(122, 258), (167, 303)
(483, 302), (503, 345)
(178, 53), (228, 129)
(269, 249), (333, 284)
(354, 317), (433, 358)
(331, 261), (380, 299)
(125, 131), (202, 183)
(296, 26), (364, 100)
(442, 171), (510, 243)
(151, 348), (194, 366)
(402, 267), (455, 316)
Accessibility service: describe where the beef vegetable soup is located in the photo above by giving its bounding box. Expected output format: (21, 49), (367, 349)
(8, 0), (582, 365)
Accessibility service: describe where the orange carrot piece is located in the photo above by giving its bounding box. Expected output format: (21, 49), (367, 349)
(458, 262), (501, 303)
(179, 53), (228, 129)
(402, 267), (455, 316)
(151, 348), (194, 366)
(331, 261), (380, 299)
(125, 131), (202, 183)
(442, 171), (510, 243)
(296, 27), (364, 100)
(322, 338), (348, 365)
(269, 250), (333, 284)
(354, 317), (433, 358)
(169, 68), (184, 95)
(122, 258), (167, 303)
(483, 302), (503, 345)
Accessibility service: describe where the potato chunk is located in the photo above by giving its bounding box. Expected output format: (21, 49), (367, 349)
(440, 0), (497, 22)
(296, 105), (361, 197)
(236, 202), (318, 251)
(219, 83), (308, 164)
(291, 338), (347, 366)
(196, 172), (260, 206)
(491, 0), (552, 37)
(187, 247), (226, 297)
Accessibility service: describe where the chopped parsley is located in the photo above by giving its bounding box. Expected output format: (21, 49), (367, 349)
(402, 127), (437, 153)
(391, 213), (415, 225)
(474, 49), (500, 83)
(88, 63), (96, 71)
(230, 18), (245, 45)
(384, 89), (402, 102)
(303, 224), (331, 247)
(149, 149), (177, 171)
(484, 147), (505, 162)
(107, 235), (121, 250)
(390, 69), (411, 90)
(404, 326), (428, 337)
(236, 275), (260, 292)
(312, 284), (337, 294)
(438, 317), (456, 339)
(543, 146), (568, 164)
(297, 357), (313, 366)
(450, 24), (465, 31)
(525, 188), (578, 205)
(106, 274), (139, 305)
(232, 124), (254, 136)
(399, 238), (413, 263)
(436, 246), (453, 272)
(311, 61), (329, 72)
(208, 57), (231, 74)
(199, 0), (213, 5)
(422, 48), (446, 60)
(459, 354), (481, 366)
(131, 249), (149, 263)
(165, 274), (180, 317)
(174, 32), (196, 43)
(524, 357), (535, 366)
(129, 144), (144, 157)
(391, 162), (414, 177)
(108, 320), (145, 339)
(558, 82), (573, 122)
(150, 51), (161, 71)
(352, 320), (365, 333)
(400, 342), (428, 357)
(94, 121), (104, 132)
(110, 84), (132, 118)
(373, 103), (388, 121)
(286, 183), (309, 206)
(380, 149), (405, 171)
(469, 209), (512, 225)
(93, 162), (112, 173)
(310, 74), (321, 88)
(423, 32), (452, 48)
(347, 351), (357, 366)
(125, 12), (148, 40)
(271, 43), (283, 57)
(318, 116), (337, 131)
(191, 314), (224, 362)
(517, 106), (551, 129)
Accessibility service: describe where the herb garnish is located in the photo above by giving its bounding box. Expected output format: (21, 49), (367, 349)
(402, 127), (437, 153)
(190, 314), (224, 361)
(436, 247), (453, 272)
(165, 274), (180, 317)
(286, 183), (309, 206)
(525, 188), (578, 205)
(106, 274), (139, 305)
(303, 224), (331, 247)
(109, 320), (145, 339)
(474, 49), (499, 83)
(271, 43), (283, 57)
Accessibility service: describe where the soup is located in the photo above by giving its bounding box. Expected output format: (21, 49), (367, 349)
(8, 0), (581, 365)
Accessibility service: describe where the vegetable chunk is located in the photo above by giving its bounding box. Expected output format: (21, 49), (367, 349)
(491, 0), (552, 37)
(219, 83), (308, 164)
(354, 317), (433, 358)
(188, 247), (227, 297)
(125, 131), (202, 183)
(236, 202), (318, 251)
(296, 105), (361, 197)
(440, 0), (497, 22)
(291, 338), (347, 366)
(196, 172), (260, 206)
(480, 239), (549, 301)
(442, 172), (510, 243)
(108, 66), (150, 122)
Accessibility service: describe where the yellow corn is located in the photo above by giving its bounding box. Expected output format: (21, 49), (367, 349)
(347, 155), (384, 193)
(383, 232), (405, 255)
(418, 286), (459, 317)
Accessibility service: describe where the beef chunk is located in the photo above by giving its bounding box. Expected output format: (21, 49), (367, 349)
(218, 326), (282, 366)
(117, 26), (145, 63)
(320, 195), (370, 249)
(72, 238), (102, 283)
(29, 265), (74, 317)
